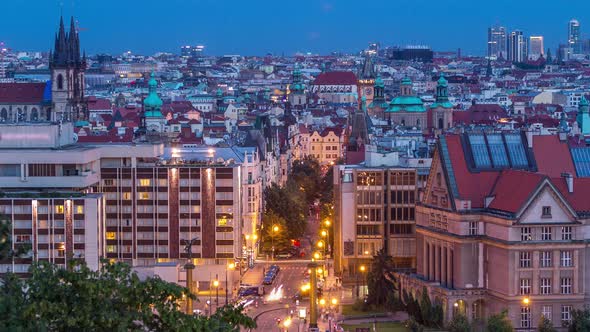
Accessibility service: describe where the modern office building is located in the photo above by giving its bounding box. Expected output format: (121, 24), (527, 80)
(487, 26), (507, 60)
(397, 128), (590, 330)
(508, 30), (527, 63)
(333, 147), (431, 284)
(568, 19), (581, 54)
(529, 36), (544, 60)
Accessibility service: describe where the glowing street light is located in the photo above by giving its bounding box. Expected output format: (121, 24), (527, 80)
(319, 298), (326, 306)
(321, 230), (327, 237)
(331, 298), (338, 306)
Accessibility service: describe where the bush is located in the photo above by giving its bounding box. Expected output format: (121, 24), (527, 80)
(486, 310), (514, 332)
(405, 317), (424, 332)
(447, 313), (471, 332)
(538, 315), (556, 332)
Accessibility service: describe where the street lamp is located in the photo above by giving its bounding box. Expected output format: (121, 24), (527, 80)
(357, 265), (366, 299)
(226, 263), (235, 305)
(522, 297), (531, 331)
(213, 276), (219, 307)
(272, 225), (279, 260)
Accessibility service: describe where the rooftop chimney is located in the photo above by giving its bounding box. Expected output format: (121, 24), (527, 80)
(561, 172), (574, 193)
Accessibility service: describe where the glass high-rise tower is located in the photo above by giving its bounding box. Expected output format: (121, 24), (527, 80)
(487, 26), (507, 60)
(568, 19), (581, 54)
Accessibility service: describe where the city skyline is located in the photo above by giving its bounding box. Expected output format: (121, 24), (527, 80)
(0, 0), (588, 56)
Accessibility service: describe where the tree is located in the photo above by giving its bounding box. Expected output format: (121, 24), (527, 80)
(366, 249), (398, 307)
(264, 183), (307, 239)
(261, 211), (290, 254)
(447, 313), (471, 332)
(538, 315), (557, 332)
(569, 308), (590, 332)
(290, 156), (322, 206)
(0, 213), (29, 261)
(486, 310), (514, 332)
(0, 260), (256, 331)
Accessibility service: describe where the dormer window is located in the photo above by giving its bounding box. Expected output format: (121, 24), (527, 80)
(542, 206), (552, 217)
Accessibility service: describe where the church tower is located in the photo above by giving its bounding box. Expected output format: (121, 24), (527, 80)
(367, 74), (387, 118)
(50, 16), (86, 122)
(143, 73), (166, 132)
(288, 63), (307, 107)
(357, 53), (376, 107)
(430, 73), (454, 134)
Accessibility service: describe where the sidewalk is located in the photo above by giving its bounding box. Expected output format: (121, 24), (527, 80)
(241, 263), (265, 286)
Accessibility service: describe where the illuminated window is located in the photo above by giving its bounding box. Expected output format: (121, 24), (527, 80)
(122, 192), (131, 200)
(139, 192), (150, 200)
(218, 218), (228, 226)
(106, 232), (116, 240)
(106, 245), (117, 253)
(55, 205), (64, 214)
(76, 205), (84, 214)
(139, 179), (151, 186)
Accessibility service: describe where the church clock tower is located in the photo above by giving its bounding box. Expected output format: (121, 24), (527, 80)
(50, 16), (86, 122)
(357, 53), (376, 107)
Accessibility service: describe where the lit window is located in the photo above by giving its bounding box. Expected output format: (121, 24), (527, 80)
(561, 306), (572, 327)
(122, 192), (131, 200)
(139, 192), (150, 200)
(540, 278), (552, 295)
(520, 306), (531, 328)
(55, 205), (64, 214)
(540, 251), (552, 267)
(139, 179), (151, 186)
(76, 205), (84, 214)
(106, 232), (116, 240)
(560, 278), (572, 294)
(541, 226), (552, 240)
(520, 227), (532, 241)
(519, 251), (531, 268)
(519, 278), (531, 295)
(560, 251), (573, 267)
(106, 245), (117, 253)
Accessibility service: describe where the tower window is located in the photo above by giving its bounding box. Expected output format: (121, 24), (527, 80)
(57, 74), (64, 90)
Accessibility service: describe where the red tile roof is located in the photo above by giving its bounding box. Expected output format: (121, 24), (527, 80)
(488, 170), (545, 213)
(87, 97), (112, 110)
(532, 135), (576, 178)
(312, 71), (358, 85)
(0, 83), (47, 103)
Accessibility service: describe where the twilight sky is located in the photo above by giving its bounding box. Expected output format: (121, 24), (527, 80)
(2, 0), (589, 56)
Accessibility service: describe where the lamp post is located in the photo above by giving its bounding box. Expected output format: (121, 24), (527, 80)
(271, 225), (279, 260)
(226, 262), (235, 305)
(357, 264), (366, 299)
(213, 275), (219, 309)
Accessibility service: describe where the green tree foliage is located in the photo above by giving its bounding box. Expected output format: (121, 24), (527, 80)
(569, 308), (590, 332)
(0, 214), (30, 261)
(366, 249), (398, 307)
(319, 164), (334, 205)
(0, 260), (255, 331)
(447, 313), (471, 332)
(486, 310), (514, 332)
(261, 210), (290, 254)
(538, 315), (557, 332)
(264, 183), (307, 239)
(290, 156), (322, 206)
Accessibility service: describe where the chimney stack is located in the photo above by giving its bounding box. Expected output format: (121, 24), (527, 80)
(561, 173), (574, 193)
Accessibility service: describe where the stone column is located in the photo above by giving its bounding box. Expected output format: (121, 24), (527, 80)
(435, 243), (440, 282)
(447, 248), (453, 289)
(441, 246), (447, 287)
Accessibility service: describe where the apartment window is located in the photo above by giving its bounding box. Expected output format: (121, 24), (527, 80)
(139, 179), (151, 186)
(520, 306), (531, 328)
(560, 251), (573, 267)
(561, 226), (572, 240)
(540, 278), (552, 295)
(468, 222), (478, 235)
(542, 306), (552, 322)
(540, 251), (552, 268)
(541, 226), (552, 240)
(157, 179), (167, 186)
(139, 192), (150, 200)
(103, 179), (114, 186)
(106, 245), (117, 253)
(519, 278), (531, 295)
(542, 206), (552, 217)
(561, 306), (572, 327)
(560, 278), (572, 294)
(55, 205), (64, 214)
(75, 205), (84, 214)
(106, 232), (116, 240)
(520, 227), (532, 241)
(122, 192), (131, 200)
(519, 251), (531, 268)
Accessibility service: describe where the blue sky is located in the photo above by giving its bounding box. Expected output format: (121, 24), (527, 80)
(1, 0), (589, 56)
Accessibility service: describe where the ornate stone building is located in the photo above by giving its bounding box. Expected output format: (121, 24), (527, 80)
(385, 78), (427, 128)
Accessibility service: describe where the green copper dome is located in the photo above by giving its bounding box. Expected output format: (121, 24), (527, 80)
(401, 77), (412, 86)
(375, 75), (384, 88)
(437, 73), (448, 87)
(387, 96), (425, 113)
(580, 96), (589, 107)
(144, 72), (163, 118)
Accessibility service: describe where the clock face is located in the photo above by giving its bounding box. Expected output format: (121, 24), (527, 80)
(365, 87), (373, 95)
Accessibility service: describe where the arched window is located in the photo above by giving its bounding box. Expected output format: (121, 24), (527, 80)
(16, 108), (25, 122)
(31, 108), (39, 121)
(0, 108), (7, 122)
(438, 117), (444, 129)
(57, 74), (64, 90)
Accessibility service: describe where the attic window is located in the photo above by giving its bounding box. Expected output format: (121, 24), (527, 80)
(542, 206), (552, 217)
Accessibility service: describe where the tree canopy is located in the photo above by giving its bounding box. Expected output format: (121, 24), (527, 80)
(486, 310), (514, 332)
(0, 260), (255, 331)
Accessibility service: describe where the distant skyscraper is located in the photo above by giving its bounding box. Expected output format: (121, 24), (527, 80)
(568, 19), (581, 54)
(487, 26), (507, 59)
(508, 30), (527, 63)
(529, 36), (544, 60)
